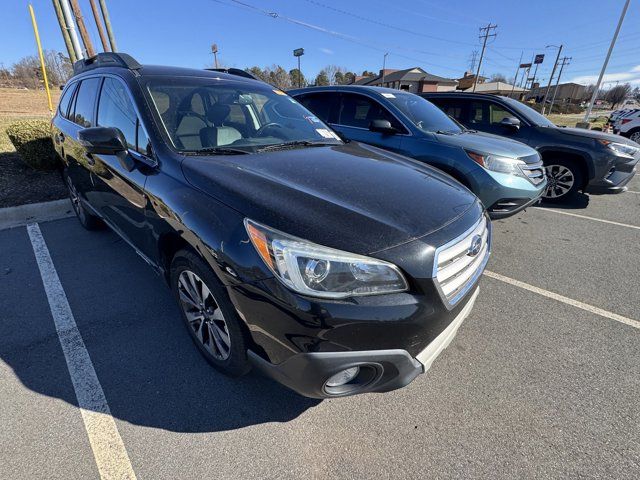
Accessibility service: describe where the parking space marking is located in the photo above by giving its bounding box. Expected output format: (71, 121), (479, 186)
(27, 223), (137, 480)
(532, 207), (640, 230)
(484, 270), (640, 330)
(627, 190), (640, 194)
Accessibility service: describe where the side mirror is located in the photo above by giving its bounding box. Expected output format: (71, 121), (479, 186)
(499, 117), (521, 131)
(78, 127), (127, 155)
(369, 119), (397, 135)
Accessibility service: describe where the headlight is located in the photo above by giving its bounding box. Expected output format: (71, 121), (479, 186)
(598, 140), (639, 159)
(245, 219), (408, 299)
(466, 150), (526, 177)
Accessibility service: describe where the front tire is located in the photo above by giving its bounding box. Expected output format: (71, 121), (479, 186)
(625, 128), (640, 144)
(170, 250), (250, 377)
(63, 171), (102, 230)
(542, 158), (583, 203)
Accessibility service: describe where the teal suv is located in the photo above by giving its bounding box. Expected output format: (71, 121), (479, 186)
(291, 86), (547, 219)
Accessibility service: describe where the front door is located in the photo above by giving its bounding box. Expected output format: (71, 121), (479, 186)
(91, 76), (152, 252)
(330, 93), (405, 153)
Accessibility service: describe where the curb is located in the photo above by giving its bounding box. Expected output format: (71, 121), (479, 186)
(0, 198), (74, 230)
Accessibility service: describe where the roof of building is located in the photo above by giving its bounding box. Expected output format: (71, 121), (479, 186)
(352, 67), (457, 86)
(463, 81), (524, 93)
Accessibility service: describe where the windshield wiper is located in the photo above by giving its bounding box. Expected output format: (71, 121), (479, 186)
(186, 146), (249, 155)
(256, 140), (335, 153)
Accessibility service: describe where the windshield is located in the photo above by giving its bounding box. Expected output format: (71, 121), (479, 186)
(385, 93), (463, 134)
(501, 96), (556, 127)
(145, 77), (341, 153)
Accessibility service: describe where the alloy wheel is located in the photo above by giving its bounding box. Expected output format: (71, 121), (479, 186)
(177, 270), (231, 361)
(630, 131), (640, 143)
(544, 164), (574, 199)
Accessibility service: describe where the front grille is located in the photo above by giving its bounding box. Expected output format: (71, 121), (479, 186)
(434, 216), (491, 307)
(519, 159), (546, 185)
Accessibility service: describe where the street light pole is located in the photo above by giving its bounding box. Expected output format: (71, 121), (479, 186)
(382, 52), (388, 86)
(583, 0), (630, 122)
(293, 48), (304, 87)
(548, 57), (571, 115)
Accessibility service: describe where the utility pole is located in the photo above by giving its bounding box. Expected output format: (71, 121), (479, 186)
(510, 51), (523, 98)
(382, 52), (389, 86)
(583, 0), (630, 123)
(60, 0), (83, 60)
(549, 57), (571, 115)
(88, 0), (110, 52)
(98, 0), (117, 51)
(541, 45), (563, 114)
(211, 44), (219, 68)
(472, 23), (497, 92)
(69, 0), (96, 57)
(51, 0), (77, 63)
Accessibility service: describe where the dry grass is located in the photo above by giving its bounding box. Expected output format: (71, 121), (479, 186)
(0, 88), (58, 153)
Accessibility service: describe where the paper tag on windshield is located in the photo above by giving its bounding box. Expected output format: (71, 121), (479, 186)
(381, 93), (396, 98)
(316, 128), (334, 139)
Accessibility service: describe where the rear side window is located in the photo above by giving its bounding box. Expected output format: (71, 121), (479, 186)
(72, 78), (101, 127)
(432, 99), (466, 122)
(97, 77), (137, 150)
(297, 93), (338, 123)
(58, 83), (76, 119)
(338, 93), (404, 131)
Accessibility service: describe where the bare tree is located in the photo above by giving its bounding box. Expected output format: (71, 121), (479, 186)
(605, 83), (632, 108)
(489, 73), (507, 83)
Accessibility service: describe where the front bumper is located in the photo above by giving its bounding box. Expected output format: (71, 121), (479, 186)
(248, 287), (479, 398)
(468, 167), (546, 219)
(585, 154), (638, 194)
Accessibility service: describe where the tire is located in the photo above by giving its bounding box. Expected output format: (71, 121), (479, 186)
(626, 128), (640, 144)
(542, 158), (584, 203)
(63, 170), (103, 230)
(170, 249), (250, 377)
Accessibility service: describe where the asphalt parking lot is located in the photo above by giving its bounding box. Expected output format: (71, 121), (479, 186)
(1, 177), (639, 480)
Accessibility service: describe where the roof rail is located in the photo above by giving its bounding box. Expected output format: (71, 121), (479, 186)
(73, 52), (142, 75)
(205, 67), (260, 81)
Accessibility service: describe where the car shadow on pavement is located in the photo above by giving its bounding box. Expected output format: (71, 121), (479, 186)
(2, 223), (320, 434)
(539, 192), (590, 210)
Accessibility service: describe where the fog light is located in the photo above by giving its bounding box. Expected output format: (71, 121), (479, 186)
(325, 366), (360, 387)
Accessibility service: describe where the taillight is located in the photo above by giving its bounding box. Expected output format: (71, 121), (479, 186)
(621, 119), (632, 125)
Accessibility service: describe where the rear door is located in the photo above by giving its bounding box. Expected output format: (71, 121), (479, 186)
(332, 93), (406, 152)
(92, 76), (153, 251)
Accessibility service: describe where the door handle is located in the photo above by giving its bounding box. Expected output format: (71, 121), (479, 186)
(84, 153), (95, 166)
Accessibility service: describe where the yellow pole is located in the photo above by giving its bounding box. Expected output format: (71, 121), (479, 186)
(28, 4), (53, 114)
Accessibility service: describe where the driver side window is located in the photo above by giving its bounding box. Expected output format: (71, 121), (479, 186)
(338, 93), (405, 132)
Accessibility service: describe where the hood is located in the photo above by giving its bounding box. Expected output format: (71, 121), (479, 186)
(435, 130), (540, 162)
(557, 126), (639, 146)
(181, 142), (480, 255)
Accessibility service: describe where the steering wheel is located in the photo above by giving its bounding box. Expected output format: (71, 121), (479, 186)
(255, 122), (284, 137)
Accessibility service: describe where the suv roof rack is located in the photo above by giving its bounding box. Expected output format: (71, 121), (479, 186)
(73, 52), (142, 75)
(205, 67), (260, 81)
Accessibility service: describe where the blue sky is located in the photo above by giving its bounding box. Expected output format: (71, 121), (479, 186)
(2, 0), (639, 86)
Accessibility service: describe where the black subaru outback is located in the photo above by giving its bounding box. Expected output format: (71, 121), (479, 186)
(52, 53), (491, 398)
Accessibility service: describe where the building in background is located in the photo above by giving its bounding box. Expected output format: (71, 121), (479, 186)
(353, 67), (458, 93)
(463, 81), (525, 97)
(525, 82), (587, 105)
(457, 71), (487, 90)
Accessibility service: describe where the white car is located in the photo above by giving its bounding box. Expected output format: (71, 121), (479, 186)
(614, 109), (640, 143)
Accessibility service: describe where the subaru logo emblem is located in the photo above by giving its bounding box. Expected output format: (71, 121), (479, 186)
(468, 235), (482, 257)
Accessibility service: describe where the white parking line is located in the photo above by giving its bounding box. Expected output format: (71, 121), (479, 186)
(627, 190), (640, 194)
(27, 223), (137, 480)
(484, 270), (640, 330)
(533, 207), (640, 230)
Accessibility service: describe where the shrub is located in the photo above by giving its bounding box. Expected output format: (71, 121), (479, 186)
(6, 120), (59, 170)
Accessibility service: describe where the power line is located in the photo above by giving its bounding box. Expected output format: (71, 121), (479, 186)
(300, 0), (479, 47)
(209, 0), (464, 74)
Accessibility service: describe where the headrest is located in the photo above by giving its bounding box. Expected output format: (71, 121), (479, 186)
(206, 104), (231, 125)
